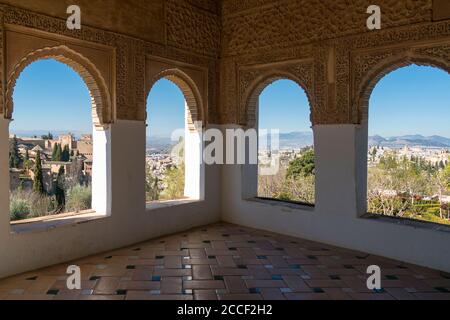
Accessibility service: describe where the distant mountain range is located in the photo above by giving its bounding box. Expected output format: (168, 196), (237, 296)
(368, 135), (450, 148)
(262, 132), (450, 149)
(11, 130), (88, 139)
(145, 132), (450, 150)
(12, 130), (450, 150)
(146, 136), (175, 152)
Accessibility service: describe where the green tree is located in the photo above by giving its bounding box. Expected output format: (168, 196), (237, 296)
(146, 165), (161, 201)
(9, 135), (22, 169)
(23, 149), (30, 172)
(444, 163), (450, 189)
(55, 166), (66, 210)
(286, 149), (315, 180)
(162, 163), (185, 200)
(33, 150), (45, 194)
(55, 144), (62, 161)
(52, 143), (59, 161)
(61, 145), (70, 162)
(42, 132), (53, 140)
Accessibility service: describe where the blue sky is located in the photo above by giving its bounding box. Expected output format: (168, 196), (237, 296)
(147, 79), (185, 137)
(259, 80), (311, 133)
(11, 59), (92, 134)
(10, 59), (450, 138)
(369, 65), (450, 137)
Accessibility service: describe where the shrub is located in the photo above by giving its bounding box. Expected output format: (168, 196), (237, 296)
(9, 196), (30, 221)
(10, 190), (56, 220)
(29, 193), (55, 218)
(65, 185), (92, 212)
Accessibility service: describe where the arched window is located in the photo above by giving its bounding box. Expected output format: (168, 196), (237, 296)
(8, 59), (95, 222)
(367, 65), (450, 225)
(257, 79), (315, 205)
(146, 77), (203, 204)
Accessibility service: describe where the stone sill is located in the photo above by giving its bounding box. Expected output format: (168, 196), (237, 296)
(362, 213), (450, 233)
(246, 197), (315, 213)
(146, 198), (203, 211)
(10, 211), (108, 234)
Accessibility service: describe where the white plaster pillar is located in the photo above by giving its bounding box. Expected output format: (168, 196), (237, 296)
(0, 118), (11, 236)
(184, 107), (204, 200)
(313, 124), (359, 218)
(91, 126), (112, 215)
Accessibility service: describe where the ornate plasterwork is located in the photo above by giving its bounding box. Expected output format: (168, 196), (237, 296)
(0, 1), (449, 127)
(352, 42), (450, 124)
(222, 0), (432, 57)
(166, 0), (221, 58)
(146, 60), (207, 131)
(345, 19), (450, 124)
(0, 2), (219, 122)
(5, 45), (113, 129)
(0, 8), (4, 117)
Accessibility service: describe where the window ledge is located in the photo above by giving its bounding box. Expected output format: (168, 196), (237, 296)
(10, 211), (108, 234)
(246, 197), (315, 212)
(146, 198), (203, 211)
(362, 213), (450, 233)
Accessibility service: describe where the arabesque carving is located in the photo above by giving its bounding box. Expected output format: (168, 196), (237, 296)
(5, 45), (112, 129)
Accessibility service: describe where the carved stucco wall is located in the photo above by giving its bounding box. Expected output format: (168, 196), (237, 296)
(0, 0), (221, 123)
(220, 0), (450, 125)
(0, 1), (449, 126)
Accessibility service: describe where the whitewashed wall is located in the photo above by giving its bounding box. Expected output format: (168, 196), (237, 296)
(221, 124), (450, 273)
(0, 120), (221, 278)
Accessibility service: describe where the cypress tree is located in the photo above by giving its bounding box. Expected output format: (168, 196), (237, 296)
(52, 143), (58, 161)
(33, 150), (45, 194)
(55, 166), (66, 209)
(62, 145), (70, 162)
(55, 144), (62, 161)
(9, 135), (22, 168)
(24, 149), (30, 172)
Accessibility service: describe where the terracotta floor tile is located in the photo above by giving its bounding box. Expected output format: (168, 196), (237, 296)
(94, 278), (120, 295)
(211, 267), (249, 276)
(194, 290), (218, 300)
(132, 269), (153, 281)
(412, 292), (450, 300)
(153, 268), (192, 277)
(118, 280), (160, 291)
(261, 288), (286, 300)
(282, 276), (312, 292)
(385, 288), (417, 300)
(284, 293), (330, 300)
(305, 279), (346, 288)
(164, 256), (182, 269)
(216, 256), (237, 268)
(193, 265), (213, 280)
(349, 293), (396, 300)
(161, 277), (182, 294)
(323, 288), (352, 300)
(245, 280), (286, 288)
(1, 223), (448, 301)
(224, 276), (248, 293)
(81, 295), (125, 300)
(184, 280), (225, 290)
(218, 294), (262, 300)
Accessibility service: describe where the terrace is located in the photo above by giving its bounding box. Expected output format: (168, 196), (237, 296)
(0, 0), (449, 301)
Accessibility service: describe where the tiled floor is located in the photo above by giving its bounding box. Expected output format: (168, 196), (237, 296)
(1, 223), (450, 300)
